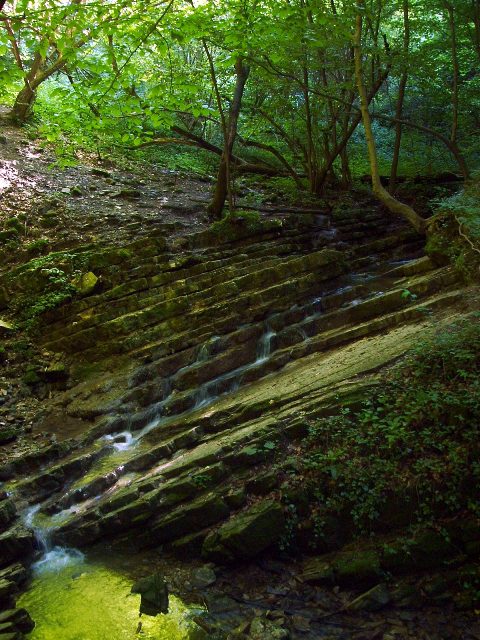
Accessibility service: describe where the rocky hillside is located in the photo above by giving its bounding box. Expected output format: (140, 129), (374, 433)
(0, 130), (479, 639)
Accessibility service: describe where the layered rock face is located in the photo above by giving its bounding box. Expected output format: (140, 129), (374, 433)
(2, 205), (468, 578)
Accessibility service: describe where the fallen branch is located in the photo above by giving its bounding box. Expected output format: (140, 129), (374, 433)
(454, 213), (480, 256)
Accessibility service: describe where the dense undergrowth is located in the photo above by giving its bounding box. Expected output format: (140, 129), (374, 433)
(427, 177), (480, 280)
(284, 316), (480, 549)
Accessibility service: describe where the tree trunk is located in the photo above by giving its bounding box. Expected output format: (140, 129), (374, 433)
(10, 84), (37, 123)
(9, 49), (67, 124)
(445, 2), (459, 144)
(316, 64), (390, 191)
(389, 0), (409, 193)
(9, 52), (44, 123)
(354, 9), (426, 235)
(208, 58), (250, 219)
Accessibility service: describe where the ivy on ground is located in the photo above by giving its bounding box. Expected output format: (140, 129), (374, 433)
(288, 316), (480, 544)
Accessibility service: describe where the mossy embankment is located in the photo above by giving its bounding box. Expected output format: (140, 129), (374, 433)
(0, 136), (479, 638)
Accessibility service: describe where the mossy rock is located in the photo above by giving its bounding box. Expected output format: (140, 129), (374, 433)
(224, 489), (247, 510)
(0, 229), (19, 243)
(22, 368), (40, 385)
(144, 494), (230, 547)
(0, 427), (18, 445)
(0, 500), (16, 528)
(40, 215), (59, 229)
(302, 549), (383, 586)
(245, 470), (278, 495)
(0, 320), (14, 336)
(38, 360), (69, 383)
(71, 272), (99, 296)
(170, 529), (209, 557)
(334, 550), (382, 585)
(202, 499), (285, 563)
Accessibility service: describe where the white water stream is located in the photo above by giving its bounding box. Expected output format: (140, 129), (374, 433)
(23, 505), (84, 574)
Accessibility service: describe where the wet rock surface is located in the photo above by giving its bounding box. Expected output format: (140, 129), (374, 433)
(1, 122), (479, 639)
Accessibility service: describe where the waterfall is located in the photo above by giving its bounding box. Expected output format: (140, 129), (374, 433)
(194, 383), (213, 409)
(256, 325), (276, 363)
(23, 504), (84, 575)
(196, 335), (220, 362)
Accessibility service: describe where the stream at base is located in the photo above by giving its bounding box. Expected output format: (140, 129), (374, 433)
(17, 557), (202, 640)
(18, 507), (203, 640)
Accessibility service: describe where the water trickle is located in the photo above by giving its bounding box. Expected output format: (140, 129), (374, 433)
(23, 505), (85, 575)
(104, 430), (136, 451)
(196, 334), (221, 362)
(298, 327), (308, 341)
(194, 383), (214, 409)
(256, 325), (276, 363)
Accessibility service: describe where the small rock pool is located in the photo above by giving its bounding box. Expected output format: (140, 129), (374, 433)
(18, 553), (204, 640)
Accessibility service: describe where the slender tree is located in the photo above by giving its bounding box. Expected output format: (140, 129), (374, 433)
(389, 0), (410, 193)
(354, 3), (426, 234)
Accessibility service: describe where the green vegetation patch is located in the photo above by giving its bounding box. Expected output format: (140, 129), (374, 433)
(427, 178), (480, 280)
(285, 316), (480, 546)
(209, 210), (282, 242)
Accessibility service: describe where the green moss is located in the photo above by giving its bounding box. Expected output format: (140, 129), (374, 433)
(10, 339), (32, 353)
(334, 550), (382, 585)
(6, 217), (23, 232)
(23, 368), (40, 385)
(0, 426), (18, 444)
(26, 238), (50, 255)
(210, 210), (281, 241)
(40, 216), (59, 229)
(0, 229), (19, 243)
(17, 560), (201, 640)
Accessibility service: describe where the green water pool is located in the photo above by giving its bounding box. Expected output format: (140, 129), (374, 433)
(18, 558), (202, 640)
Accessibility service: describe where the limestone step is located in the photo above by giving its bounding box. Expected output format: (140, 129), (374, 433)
(50, 288), (467, 549)
(112, 265), (458, 427)
(26, 286), (463, 526)
(43, 250), (347, 357)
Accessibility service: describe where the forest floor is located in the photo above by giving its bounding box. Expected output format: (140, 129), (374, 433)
(1, 119), (479, 640)
(0, 118), (213, 463)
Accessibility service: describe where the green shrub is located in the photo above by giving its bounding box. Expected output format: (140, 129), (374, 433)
(25, 238), (50, 255)
(426, 178), (480, 280)
(6, 217), (23, 232)
(298, 316), (480, 541)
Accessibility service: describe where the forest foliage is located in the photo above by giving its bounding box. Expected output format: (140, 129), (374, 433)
(0, 0), (479, 220)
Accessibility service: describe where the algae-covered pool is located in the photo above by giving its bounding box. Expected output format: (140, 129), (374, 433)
(18, 554), (203, 640)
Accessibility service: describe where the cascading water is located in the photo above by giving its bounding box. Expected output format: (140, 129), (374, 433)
(194, 324), (277, 407)
(43, 295), (320, 519)
(256, 325), (276, 363)
(23, 504), (84, 575)
(19, 504), (200, 638)
(196, 334), (221, 362)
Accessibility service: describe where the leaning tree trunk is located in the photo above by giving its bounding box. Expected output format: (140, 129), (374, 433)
(208, 58), (250, 219)
(9, 52), (44, 124)
(9, 50), (67, 124)
(354, 9), (426, 235)
(10, 84), (37, 123)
